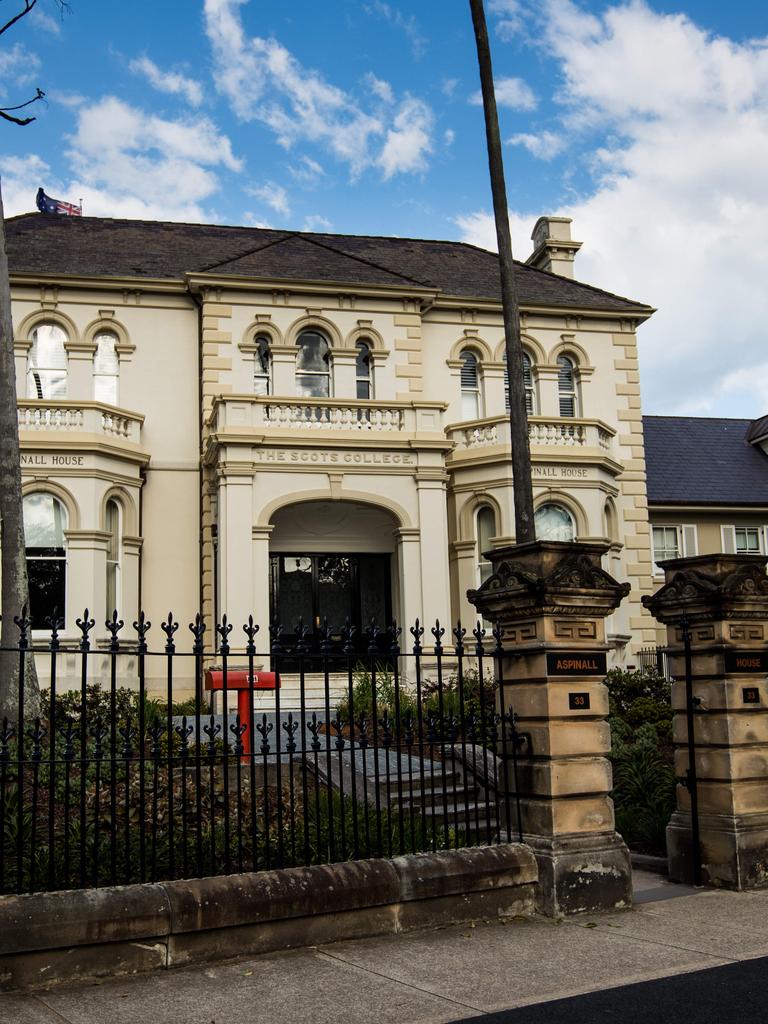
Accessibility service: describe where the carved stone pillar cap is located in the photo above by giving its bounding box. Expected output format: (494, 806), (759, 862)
(468, 540), (630, 621)
(643, 552), (768, 625)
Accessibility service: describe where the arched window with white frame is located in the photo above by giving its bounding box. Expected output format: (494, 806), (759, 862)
(557, 355), (577, 417)
(93, 331), (120, 405)
(460, 349), (481, 419)
(23, 493), (68, 628)
(504, 351), (535, 415)
(105, 498), (121, 615)
(534, 503), (575, 542)
(27, 323), (68, 399)
(476, 504), (496, 585)
(356, 340), (373, 399)
(296, 330), (331, 398)
(253, 334), (271, 396)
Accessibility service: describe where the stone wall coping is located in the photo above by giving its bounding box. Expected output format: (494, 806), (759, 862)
(0, 844), (537, 958)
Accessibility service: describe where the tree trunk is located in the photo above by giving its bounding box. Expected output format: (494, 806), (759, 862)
(0, 178), (39, 720)
(469, 0), (535, 543)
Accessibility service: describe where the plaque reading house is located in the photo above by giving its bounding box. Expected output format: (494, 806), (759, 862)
(546, 651), (607, 676)
(724, 651), (768, 674)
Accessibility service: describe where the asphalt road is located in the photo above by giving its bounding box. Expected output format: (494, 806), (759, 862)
(449, 955), (768, 1024)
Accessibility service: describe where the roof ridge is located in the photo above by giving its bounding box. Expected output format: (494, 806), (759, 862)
(197, 231), (294, 273)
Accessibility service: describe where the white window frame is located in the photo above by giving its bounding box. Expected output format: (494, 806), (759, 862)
(557, 354), (577, 418)
(27, 323), (68, 400)
(476, 505), (496, 586)
(93, 331), (120, 405)
(652, 524), (697, 576)
(722, 524), (768, 555)
(253, 334), (271, 396)
(460, 350), (481, 420)
(105, 498), (122, 616)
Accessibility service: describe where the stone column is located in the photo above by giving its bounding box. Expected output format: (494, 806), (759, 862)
(469, 540), (632, 915)
(643, 553), (768, 889)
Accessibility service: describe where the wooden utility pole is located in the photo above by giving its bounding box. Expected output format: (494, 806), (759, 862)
(469, 0), (535, 543)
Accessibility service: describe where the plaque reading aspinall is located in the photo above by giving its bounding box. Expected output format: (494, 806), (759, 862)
(546, 651), (607, 676)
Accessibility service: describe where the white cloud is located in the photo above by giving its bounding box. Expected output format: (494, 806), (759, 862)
(203, 0), (434, 181)
(0, 153), (51, 216)
(508, 130), (565, 160)
(364, 73), (395, 105)
(30, 7), (62, 35)
(458, 0), (768, 418)
(62, 96), (242, 220)
(0, 44), (41, 98)
(444, 128), (456, 146)
(289, 155), (325, 185)
(129, 56), (204, 107)
(488, 0), (527, 42)
(363, 1), (427, 59)
(469, 76), (537, 111)
(377, 97), (433, 179)
(247, 181), (291, 217)
(303, 214), (332, 232)
(441, 78), (459, 99)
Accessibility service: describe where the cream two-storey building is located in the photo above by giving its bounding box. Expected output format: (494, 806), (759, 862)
(8, 212), (657, 689)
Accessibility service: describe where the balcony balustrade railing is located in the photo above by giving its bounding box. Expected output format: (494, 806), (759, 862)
(209, 396), (446, 436)
(448, 416), (615, 453)
(17, 401), (144, 444)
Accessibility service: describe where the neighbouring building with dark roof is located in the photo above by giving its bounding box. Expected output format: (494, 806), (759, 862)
(645, 416), (768, 589)
(9, 211), (659, 696)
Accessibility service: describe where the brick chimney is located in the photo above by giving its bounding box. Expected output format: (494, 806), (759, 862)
(526, 216), (582, 279)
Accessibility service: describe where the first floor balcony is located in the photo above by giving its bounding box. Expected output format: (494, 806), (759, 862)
(17, 400), (144, 446)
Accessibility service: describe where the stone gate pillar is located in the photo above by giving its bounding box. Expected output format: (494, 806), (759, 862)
(469, 540), (632, 915)
(643, 553), (768, 889)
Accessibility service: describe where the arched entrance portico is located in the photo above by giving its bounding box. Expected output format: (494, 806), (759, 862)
(269, 499), (399, 657)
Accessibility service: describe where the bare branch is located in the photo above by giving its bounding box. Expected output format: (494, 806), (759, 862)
(0, 0), (38, 39)
(0, 86), (45, 125)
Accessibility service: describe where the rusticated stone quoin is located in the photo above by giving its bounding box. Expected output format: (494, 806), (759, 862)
(469, 540), (633, 916)
(643, 553), (768, 889)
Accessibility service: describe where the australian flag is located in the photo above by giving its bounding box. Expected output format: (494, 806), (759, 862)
(36, 187), (82, 217)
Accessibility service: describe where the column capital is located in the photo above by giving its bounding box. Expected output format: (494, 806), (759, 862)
(643, 553), (768, 627)
(469, 540), (630, 625)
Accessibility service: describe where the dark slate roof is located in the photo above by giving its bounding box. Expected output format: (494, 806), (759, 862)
(5, 213), (652, 312)
(644, 416), (768, 506)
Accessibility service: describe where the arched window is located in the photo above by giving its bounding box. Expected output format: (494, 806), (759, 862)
(105, 499), (121, 615)
(535, 503), (575, 542)
(296, 330), (331, 398)
(23, 493), (67, 628)
(476, 505), (496, 584)
(504, 352), (535, 414)
(356, 340), (373, 399)
(27, 323), (67, 400)
(557, 355), (577, 417)
(253, 334), (271, 396)
(93, 331), (119, 405)
(460, 350), (481, 419)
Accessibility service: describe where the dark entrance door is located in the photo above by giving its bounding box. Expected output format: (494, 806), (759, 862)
(269, 553), (392, 663)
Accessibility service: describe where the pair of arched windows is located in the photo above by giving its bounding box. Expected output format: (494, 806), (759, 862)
(27, 324), (120, 404)
(252, 331), (374, 399)
(460, 348), (540, 421)
(22, 493), (122, 628)
(475, 500), (576, 583)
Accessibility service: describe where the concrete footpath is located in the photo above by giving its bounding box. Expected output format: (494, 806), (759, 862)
(2, 870), (768, 1024)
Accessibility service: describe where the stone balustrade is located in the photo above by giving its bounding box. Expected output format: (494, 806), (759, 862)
(209, 396), (446, 436)
(17, 401), (143, 444)
(448, 416), (615, 453)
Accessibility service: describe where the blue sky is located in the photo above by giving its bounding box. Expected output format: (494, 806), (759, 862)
(2, 0), (768, 418)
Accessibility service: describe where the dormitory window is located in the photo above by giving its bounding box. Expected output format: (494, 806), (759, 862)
(24, 493), (67, 629)
(652, 524), (697, 575)
(460, 350), (480, 419)
(93, 331), (119, 405)
(476, 505), (496, 585)
(27, 323), (67, 400)
(254, 334), (271, 396)
(557, 355), (577, 417)
(504, 352), (535, 414)
(296, 331), (331, 398)
(105, 499), (121, 615)
(535, 503), (575, 542)
(356, 341), (373, 399)
(721, 526), (767, 555)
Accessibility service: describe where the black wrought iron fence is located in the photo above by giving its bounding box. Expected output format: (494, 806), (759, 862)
(0, 610), (528, 896)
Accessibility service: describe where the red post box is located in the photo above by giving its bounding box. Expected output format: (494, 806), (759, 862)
(204, 669), (277, 761)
